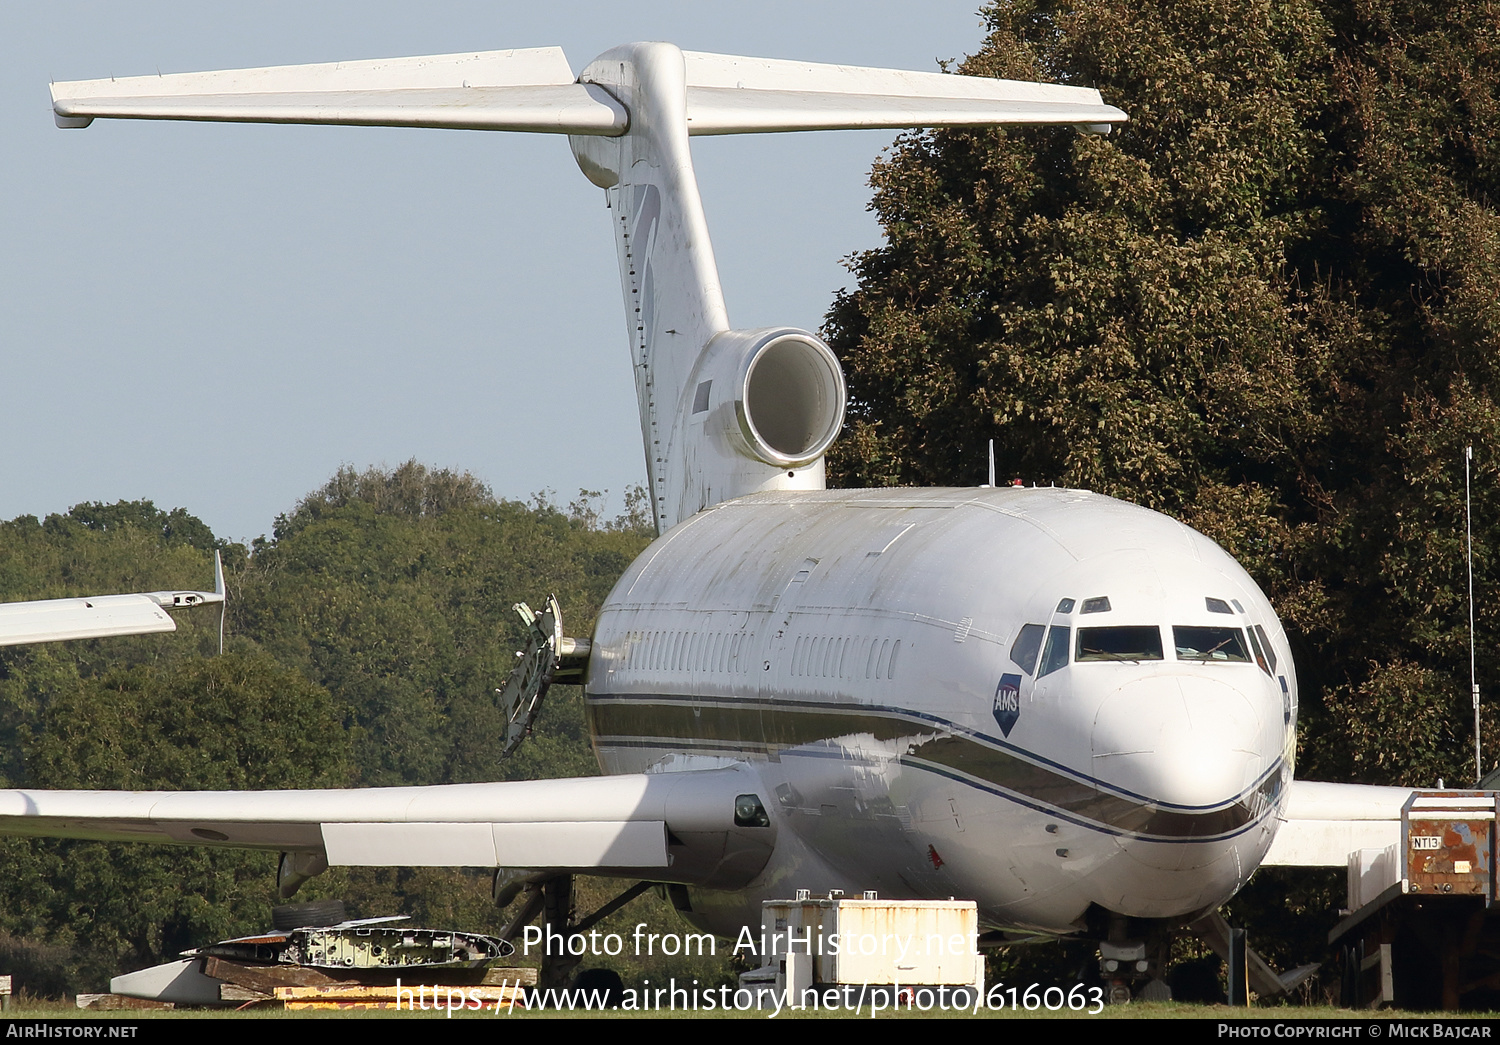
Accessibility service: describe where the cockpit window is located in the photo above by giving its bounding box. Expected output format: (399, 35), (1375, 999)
(1252, 625), (1278, 672)
(1245, 626), (1272, 674)
(1076, 626), (1163, 662)
(1037, 625), (1071, 677)
(1080, 596), (1111, 614)
(1055, 598), (1076, 614)
(1173, 626), (1250, 662)
(1206, 598), (1234, 615)
(1010, 624), (1045, 675)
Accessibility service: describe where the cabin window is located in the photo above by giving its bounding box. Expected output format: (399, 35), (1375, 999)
(1076, 626), (1164, 662)
(1173, 626), (1250, 663)
(1009, 623), (1045, 675)
(1038, 625), (1071, 676)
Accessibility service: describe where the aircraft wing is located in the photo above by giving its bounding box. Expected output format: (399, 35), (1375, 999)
(1261, 779), (1416, 867)
(0, 552), (225, 647)
(0, 593), (177, 646)
(0, 766), (772, 887)
(51, 46), (1125, 137)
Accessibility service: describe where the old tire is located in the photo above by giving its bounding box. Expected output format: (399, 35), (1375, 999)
(271, 899), (348, 930)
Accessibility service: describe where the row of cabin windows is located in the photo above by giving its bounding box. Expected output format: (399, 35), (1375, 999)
(1009, 623), (1281, 679)
(620, 629), (903, 681)
(790, 635), (902, 681)
(622, 629), (756, 675)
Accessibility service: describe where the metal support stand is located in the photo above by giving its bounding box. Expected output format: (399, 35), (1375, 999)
(1227, 926), (1249, 1006)
(496, 874), (655, 998)
(538, 875), (580, 991)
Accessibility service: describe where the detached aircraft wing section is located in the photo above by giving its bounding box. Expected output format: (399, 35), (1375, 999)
(0, 766), (772, 889)
(51, 46), (1125, 137)
(0, 552), (225, 647)
(1262, 779), (1416, 867)
(0, 593), (175, 645)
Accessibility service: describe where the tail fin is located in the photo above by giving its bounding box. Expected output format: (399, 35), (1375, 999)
(51, 43), (1125, 532)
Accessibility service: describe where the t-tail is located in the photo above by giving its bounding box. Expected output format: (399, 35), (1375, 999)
(51, 43), (1125, 531)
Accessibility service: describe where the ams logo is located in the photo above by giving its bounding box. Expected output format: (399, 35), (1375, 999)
(992, 673), (1022, 736)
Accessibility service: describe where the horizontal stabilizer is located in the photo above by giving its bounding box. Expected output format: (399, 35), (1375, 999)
(680, 50), (1127, 134)
(51, 47), (626, 134)
(53, 44), (1123, 137)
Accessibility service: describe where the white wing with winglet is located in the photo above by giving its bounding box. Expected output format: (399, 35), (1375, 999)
(0, 551), (225, 647)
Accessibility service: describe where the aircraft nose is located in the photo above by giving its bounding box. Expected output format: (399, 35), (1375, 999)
(1091, 675), (1265, 810)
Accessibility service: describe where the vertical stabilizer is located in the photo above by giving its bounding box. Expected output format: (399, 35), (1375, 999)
(572, 45), (730, 532)
(571, 45), (837, 533)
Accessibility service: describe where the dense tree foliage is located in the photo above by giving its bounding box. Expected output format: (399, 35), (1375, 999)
(237, 462), (650, 786)
(0, 654), (351, 990)
(0, 467), (657, 991)
(826, 0), (1500, 789)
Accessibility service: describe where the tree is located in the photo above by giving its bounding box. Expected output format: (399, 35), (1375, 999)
(825, 0), (1500, 790)
(237, 462), (653, 786)
(0, 653), (352, 989)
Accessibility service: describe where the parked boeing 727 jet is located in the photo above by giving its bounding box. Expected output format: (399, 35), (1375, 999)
(0, 41), (1414, 991)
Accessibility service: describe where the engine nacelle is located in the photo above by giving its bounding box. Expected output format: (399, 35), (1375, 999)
(688, 327), (846, 469)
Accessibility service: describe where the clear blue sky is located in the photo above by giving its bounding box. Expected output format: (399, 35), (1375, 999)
(1, 3), (994, 542)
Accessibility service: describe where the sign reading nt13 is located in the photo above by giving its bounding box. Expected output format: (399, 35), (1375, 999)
(2, 41), (1397, 971)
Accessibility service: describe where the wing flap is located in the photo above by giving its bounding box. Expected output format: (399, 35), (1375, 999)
(686, 87), (1127, 134)
(322, 820), (668, 868)
(1263, 780), (1415, 867)
(54, 85), (625, 134)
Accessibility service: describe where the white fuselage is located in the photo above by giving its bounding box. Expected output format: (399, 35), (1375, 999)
(587, 486), (1296, 936)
